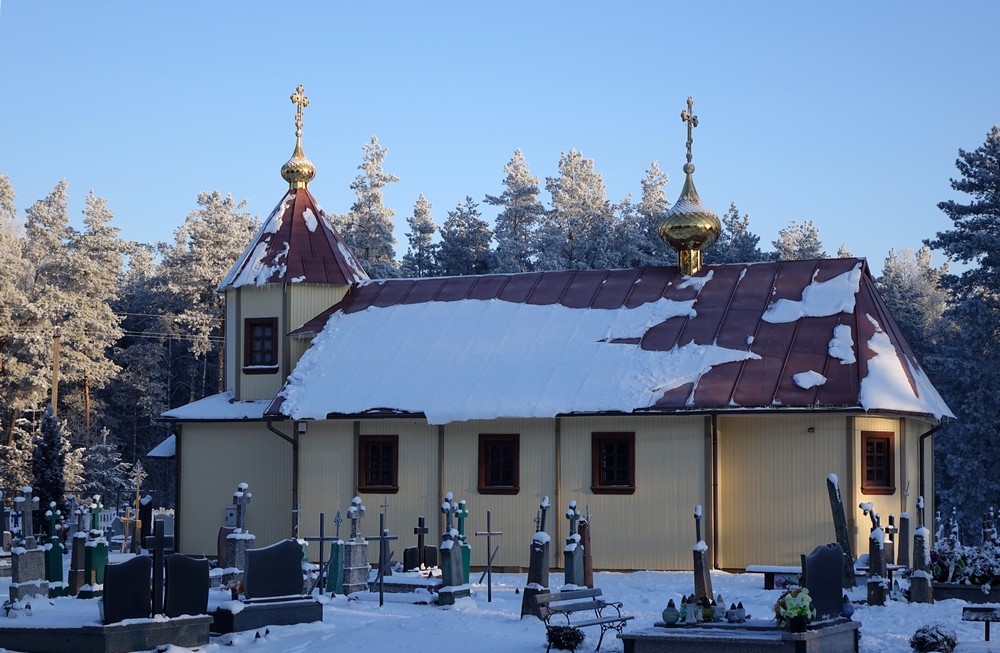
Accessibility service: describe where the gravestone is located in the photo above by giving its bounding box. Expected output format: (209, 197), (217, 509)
(910, 496), (934, 604)
(144, 519), (174, 615)
(155, 514), (175, 537)
(164, 553), (210, 618)
(801, 543), (845, 620)
(225, 483), (255, 579)
(80, 496), (109, 599)
(898, 513), (912, 568)
(110, 516), (124, 539)
(439, 492), (469, 605)
(403, 515), (438, 571)
(68, 531), (87, 595)
(44, 503), (67, 597)
(216, 526), (236, 568)
(580, 504), (594, 589)
(474, 509), (503, 602)
(342, 496), (369, 595)
(867, 526), (887, 606)
(826, 474), (856, 588)
(102, 555), (153, 624)
(138, 495), (153, 542)
(520, 496), (551, 618)
(456, 499), (471, 584)
(9, 487), (47, 603)
(885, 515), (897, 566)
(244, 538), (305, 599)
(563, 500), (584, 588)
(693, 505), (713, 601)
(327, 511), (345, 594)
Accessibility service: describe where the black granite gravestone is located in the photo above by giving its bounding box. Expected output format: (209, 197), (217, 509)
(102, 556), (152, 624)
(164, 554), (210, 618)
(801, 543), (845, 620)
(216, 526), (236, 567)
(138, 497), (153, 541)
(243, 538), (304, 599)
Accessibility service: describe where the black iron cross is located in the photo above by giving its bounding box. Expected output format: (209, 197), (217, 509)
(413, 516), (429, 568)
(144, 518), (174, 615)
(475, 510), (503, 602)
(367, 513), (398, 608)
(305, 512), (337, 594)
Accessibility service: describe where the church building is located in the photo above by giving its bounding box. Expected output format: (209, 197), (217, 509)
(160, 88), (951, 571)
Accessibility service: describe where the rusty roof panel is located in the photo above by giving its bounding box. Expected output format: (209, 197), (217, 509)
(370, 280), (415, 307)
(526, 270), (575, 305)
(561, 270), (610, 308)
(626, 267), (675, 307)
(497, 272), (542, 303)
(591, 269), (642, 309)
(435, 276), (480, 302)
(401, 278), (447, 304)
(468, 275), (510, 300)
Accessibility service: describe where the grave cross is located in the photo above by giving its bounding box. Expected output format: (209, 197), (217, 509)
(694, 505), (703, 543)
(380, 496), (390, 530)
(537, 497), (551, 534)
(45, 502), (61, 540)
(441, 492), (458, 539)
(347, 496), (366, 541)
(233, 483), (252, 533)
(413, 516), (430, 568)
(367, 513), (398, 608)
(680, 96), (699, 165)
(306, 512), (338, 594)
(119, 507), (135, 554)
(144, 518), (174, 615)
(334, 510), (343, 540)
(566, 501), (581, 537)
(859, 502), (878, 531)
(475, 510), (503, 603)
(456, 499), (469, 544)
(19, 487), (39, 542)
(89, 496), (103, 534)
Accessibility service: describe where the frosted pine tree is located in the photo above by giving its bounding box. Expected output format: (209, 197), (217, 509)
(82, 427), (132, 503)
(336, 136), (400, 278)
(772, 219), (828, 260)
(0, 175), (28, 447)
(704, 203), (767, 265)
(537, 150), (616, 271)
(0, 422), (33, 490)
(925, 125), (1000, 530)
(436, 197), (494, 276)
(837, 243), (853, 258)
(31, 405), (68, 524)
(638, 161), (670, 222)
(400, 194), (438, 278)
(876, 246), (949, 363)
(485, 150), (545, 273)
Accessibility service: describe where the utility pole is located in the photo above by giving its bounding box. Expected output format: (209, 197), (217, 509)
(51, 322), (60, 415)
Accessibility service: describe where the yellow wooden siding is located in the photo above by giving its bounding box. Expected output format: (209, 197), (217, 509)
(225, 289), (238, 392)
(560, 415), (706, 571)
(717, 414), (849, 569)
(297, 420), (355, 553)
(177, 422), (293, 557)
(288, 284), (346, 334)
(851, 416), (902, 557)
(235, 285), (285, 400)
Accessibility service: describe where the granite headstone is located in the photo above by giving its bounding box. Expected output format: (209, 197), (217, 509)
(164, 554), (210, 618)
(801, 543), (846, 620)
(244, 538), (305, 600)
(102, 555), (152, 624)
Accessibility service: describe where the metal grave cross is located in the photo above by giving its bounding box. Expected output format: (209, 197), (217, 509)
(694, 505), (703, 543)
(233, 483), (252, 532)
(680, 96), (699, 165)
(334, 510), (343, 540)
(566, 501), (581, 537)
(367, 513), (398, 608)
(144, 518), (175, 615)
(119, 507), (135, 554)
(306, 512), (337, 594)
(538, 497), (551, 534)
(413, 516), (430, 568)
(475, 510), (504, 602)
(348, 496), (366, 541)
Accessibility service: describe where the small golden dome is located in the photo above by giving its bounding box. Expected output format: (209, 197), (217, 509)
(280, 85), (316, 190)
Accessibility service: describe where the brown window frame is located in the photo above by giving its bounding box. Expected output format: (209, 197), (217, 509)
(591, 432), (636, 495)
(243, 317), (279, 374)
(358, 435), (399, 494)
(861, 431), (895, 495)
(478, 434), (520, 494)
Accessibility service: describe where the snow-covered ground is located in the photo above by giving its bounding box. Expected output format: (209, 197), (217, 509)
(1, 560), (997, 653)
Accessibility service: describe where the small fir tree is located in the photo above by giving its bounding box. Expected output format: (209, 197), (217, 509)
(704, 202), (766, 265)
(772, 219), (828, 260)
(400, 194), (438, 278)
(436, 197), (494, 276)
(486, 149), (545, 273)
(31, 405), (68, 528)
(336, 136), (400, 279)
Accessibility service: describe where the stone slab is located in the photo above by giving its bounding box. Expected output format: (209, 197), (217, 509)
(210, 597), (323, 634)
(933, 582), (997, 603)
(0, 615), (212, 653)
(620, 619), (861, 653)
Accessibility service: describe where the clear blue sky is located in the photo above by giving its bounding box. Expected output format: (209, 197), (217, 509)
(1, 2), (997, 275)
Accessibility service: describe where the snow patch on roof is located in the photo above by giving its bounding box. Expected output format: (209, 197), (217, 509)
(792, 370), (827, 389)
(677, 270), (714, 294)
(278, 297), (758, 424)
(162, 391), (271, 420)
(302, 208), (318, 232)
(146, 435), (175, 458)
(859, 315), (953, 419)
(338, 241), (368, 283)
(762, 263), (862, 324)
(828, 324), (856, 365)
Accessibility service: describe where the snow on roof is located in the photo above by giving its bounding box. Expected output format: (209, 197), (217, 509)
(162, 391), (271, 421)
(146, 434), (176, 458)
(218, 188), (368, 290)
(270, 258), (952, 423)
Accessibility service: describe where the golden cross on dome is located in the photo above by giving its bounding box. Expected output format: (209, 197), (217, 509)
(680, 96), (698, 165)
(291, 84), (309, 137)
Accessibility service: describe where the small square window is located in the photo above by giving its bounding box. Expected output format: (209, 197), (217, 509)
(591, 432), (635, 495)
(243, 318), (279, 374)
(861, 431), (895, 495)
(478, 434), (519, 494)
(358, 435), (399, 493)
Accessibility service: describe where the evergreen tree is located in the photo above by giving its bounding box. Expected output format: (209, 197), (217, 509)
(82, 427), (132, 506)
(0, 173), (17, 230)
(0, 422), (33, 490)
(772, 219), (828, 260)
(837, 243), (853, 258)
(925, 125), (1000, 530)
(876, 246), (949, 364)
(611, 195), (664, 268)
(704, 202), (766, 265)
(536, 149), (616, 271)
(335, 136), (400, 279)
(400, 194), (438, 278)
(0, 175), (27, 447)
(485, 149), (545, 273)
(31, 405), (67, 527)
(638, 160), (670, 222)
(436, 197), (494, 276)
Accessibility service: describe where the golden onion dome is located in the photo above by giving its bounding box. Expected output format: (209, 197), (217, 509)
(280, 85), (316, 190)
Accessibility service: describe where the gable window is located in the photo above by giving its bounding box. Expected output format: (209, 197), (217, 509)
(243, 318), (279, 374)
(861, 431), (895, 495)
(358, 435), (399, 493)
(478, 434), (520, 494)
(591, 432), (635, 495)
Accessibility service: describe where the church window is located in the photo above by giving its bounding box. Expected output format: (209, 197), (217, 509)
(861, 431), (894, 495)
(591, 432), (635, 495)
(358, 435), (399, 493)
(243, 317), (279, 374)
(478, 434), (519, 494)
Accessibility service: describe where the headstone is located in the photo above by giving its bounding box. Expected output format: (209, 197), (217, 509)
(563, 501), (584, 588)
(327, 511), (345, 595)
(898, 512), (912, 568)
(367, 513), (398, 607)
(155, 514), (175, 537)
(138, 495), (153, 541)
(474, 509), (503, 602)
(68, 531), (87, 595)
(456, 499), (471, 584)
(102, 555), (152, 624)
(9, 546), (48, 602)
(692, 505), (713, 601)
(910, 496), (934, 604)
(145, 518), (174, 614)
(801, 543), (845, 620)
(580, 504), (594, 589)
(217, 526), (236, 568)
(867, 526), (887, 606)
(110, 516), (125, 539)
(225, 483), (255, 578)
(439, 492), (469, 605)
(404, 515), (438, 571)
(885, 514), (897, 566)
(244, 539), (306, 599)
(164, 553), (210, 618)
(520, 496), (551, 618)
(826, 474), (856, 588)
(342, 496), (369, 595)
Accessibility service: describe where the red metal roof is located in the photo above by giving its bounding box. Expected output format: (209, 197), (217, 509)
(219, 188), (368, 289)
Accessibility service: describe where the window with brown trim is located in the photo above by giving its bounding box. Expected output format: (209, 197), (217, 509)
(243, 317), (279, 374)
(861, 431), (895, 495)
(591, 432), (635, 495)
(478, 434), (519, 494)
(358, 435), (399, 493)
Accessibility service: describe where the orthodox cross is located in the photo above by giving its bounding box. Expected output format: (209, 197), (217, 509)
(565, 501), (581, 537)
(475, 510), (503, 602)
(456, 499), (469, 544)
(233, 483), (251, 533)
(441, 492), (458, 540)
(119, 507), (135, 554)
(132, 463), (147, 537)
(89, 496), (103, 534)
(19, 487), (39, 542)
(347, 496), (366, 541)
(533, 510), (541, 533)
(367, 513), (398, 608)
(537, 497), (551, 534)
(45, 501), (61, 540)
(305, 512), (336, 594)
(291, 84), (308, 137)
(144, 518), (174, 615)
(413, 516), (430, 567)
(380, 496), (390, 531)
(859, 502), (878, 531)
(680, 96), (699, 165)
(334, 510), (343, 540)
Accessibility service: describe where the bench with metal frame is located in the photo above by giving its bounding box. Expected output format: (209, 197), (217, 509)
(963, 605), (1000, 642)
(534, 588), (634, 652)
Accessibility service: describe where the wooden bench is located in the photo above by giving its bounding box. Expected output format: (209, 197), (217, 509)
(745, 565), (801, 590)
(534, 588), (634, 653)
(963, 605), (1000, 642)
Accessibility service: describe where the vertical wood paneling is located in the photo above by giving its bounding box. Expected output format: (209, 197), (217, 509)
(288, 284), (346, 335)
(178, 422), (292, 557)
(225, 290), (237, 393)
(297, 420), (355, 554)
(851, 416), (902, 557)
(239, 286), (285, 400)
